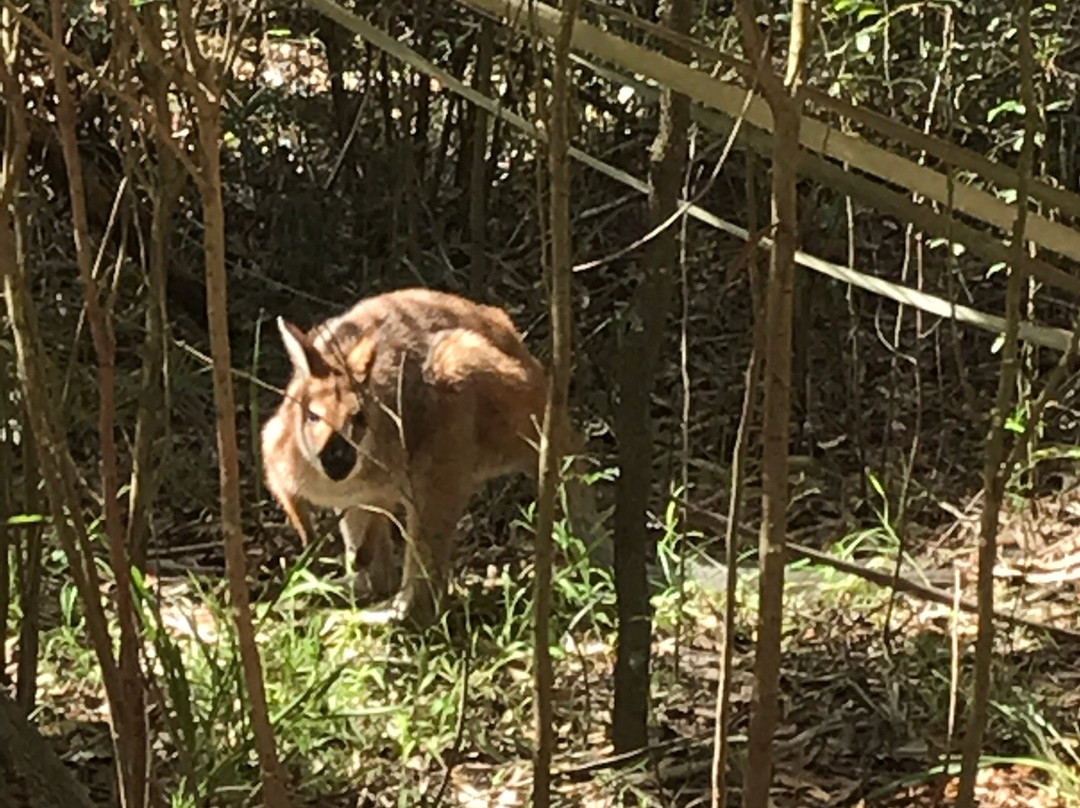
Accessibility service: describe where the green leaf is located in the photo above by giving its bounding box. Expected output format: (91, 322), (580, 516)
(868, 471), (885, 500)
(6, 513), (49, 525)
(988, 100), (1024, 123)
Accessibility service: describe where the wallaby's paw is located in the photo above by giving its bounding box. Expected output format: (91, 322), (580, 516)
(352, 586), (437, 630)
(366, 561), (401, 602)
(347, 569), (382, 606)
(390, 586), (439, 630)
(355, 603), (400, 626)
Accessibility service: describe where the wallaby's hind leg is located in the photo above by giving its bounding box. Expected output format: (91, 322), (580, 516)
(530, 417), (609, 569)
(562, 434), (609, 569)
(340, 506), (400, 603)
(392, 482), (472, 629)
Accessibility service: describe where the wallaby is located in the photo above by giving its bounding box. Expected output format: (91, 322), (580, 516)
(260, 287), (600, 627)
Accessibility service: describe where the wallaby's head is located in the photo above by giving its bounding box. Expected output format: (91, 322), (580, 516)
(276, 317), (376, 482)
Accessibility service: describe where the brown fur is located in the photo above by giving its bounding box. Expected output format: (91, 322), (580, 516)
(261, 288), (591, 627)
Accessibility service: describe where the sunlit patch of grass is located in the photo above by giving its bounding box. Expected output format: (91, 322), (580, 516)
(39, 578), (106, 694)
(990, 694), (1080, 805)
(47, 472), (617, 805)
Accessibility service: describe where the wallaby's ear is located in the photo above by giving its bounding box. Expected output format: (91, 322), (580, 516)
(278, 317), (331, 379)
(347, 337), (377, 380)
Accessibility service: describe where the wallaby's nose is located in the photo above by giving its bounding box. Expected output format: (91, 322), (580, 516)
(320, 431), (357, 481)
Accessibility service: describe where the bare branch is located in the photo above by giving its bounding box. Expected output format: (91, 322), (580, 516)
(957, 0), (1037, 802)
(2, 0), (204, 183)
(532, 1), (583, 806)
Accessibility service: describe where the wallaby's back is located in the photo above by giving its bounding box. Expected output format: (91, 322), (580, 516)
(312, 287), (546, 477)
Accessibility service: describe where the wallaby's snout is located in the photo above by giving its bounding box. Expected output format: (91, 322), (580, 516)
(320, 430), (357, 481)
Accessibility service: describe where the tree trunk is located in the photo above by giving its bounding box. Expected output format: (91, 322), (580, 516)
(2, 114), (124, 808)
(469, 18), (495, 296)
(195, 99), (291, 808)
(612, 0), (691, 755)
(412, 0), (431, 185)
(0, 340), (10, 683)
(3, 15), (129, 803)
(0, 690), (99, 808)
(126, 1), (181, 569)
(48, 3), (148, 802)
(15, 464), (44, 714)
(129, 2), (291, 802)
(712, 150), (765, 808)
(4, 65), (43, 705)
(733, 2), (809, 807)
(956, 0), (1034, 803)
(532, 2), (582, 807)
(318, 14), (352, 144)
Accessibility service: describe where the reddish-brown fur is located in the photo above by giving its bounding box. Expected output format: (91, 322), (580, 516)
(261, 288), (560, 626)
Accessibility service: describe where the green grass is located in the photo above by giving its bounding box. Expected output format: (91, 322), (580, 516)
(121, 495), (622, 806)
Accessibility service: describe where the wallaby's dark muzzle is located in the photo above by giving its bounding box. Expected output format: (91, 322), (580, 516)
(320, 431), (357, 481)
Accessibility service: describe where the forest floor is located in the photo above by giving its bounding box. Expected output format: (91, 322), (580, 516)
(9, 467), (1080, 808)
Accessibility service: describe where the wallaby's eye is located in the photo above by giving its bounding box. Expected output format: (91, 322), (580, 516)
(305, 409), (320, 423)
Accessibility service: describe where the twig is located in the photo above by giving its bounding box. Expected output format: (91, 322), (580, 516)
(957, 0), (1037, 801)
(733, 2), (809, 805)
(531, 1), (583, 805)
(3, 1), (203, 183)
(712, 147), (764, 808)
(323, 71), (373, 191)
(555, 733), (703, 780)
(571, 65), (756, 274)
(427, 643), (471, 808)
(60, 174), (129, 413)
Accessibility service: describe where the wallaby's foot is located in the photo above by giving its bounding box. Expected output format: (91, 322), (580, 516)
(354, 601), (398, 626)
(346, 562), (399, 605)
(390, 583), (440, 630)
(343, 541), (401, 608)
(341, 569), (382, 607)
(353, 583), (440, 630)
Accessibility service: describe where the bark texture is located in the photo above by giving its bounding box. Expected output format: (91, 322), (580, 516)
(733, 2), (809, 806)
(612, 0), (692, 754)
(0, 690), (100, 808)
(532, 2), (583, 806)
(956, 0), (1035, 803)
